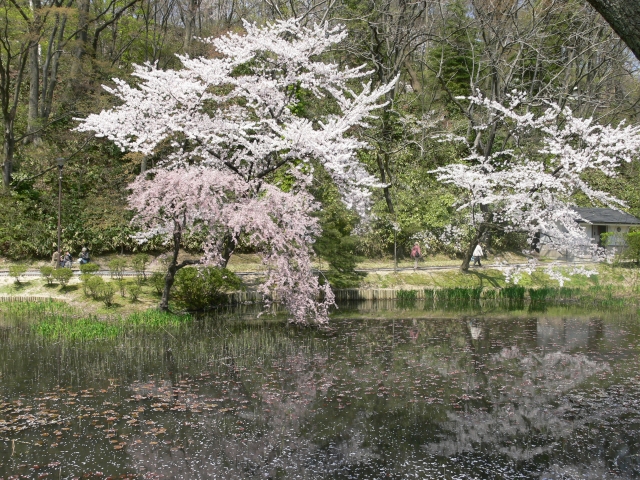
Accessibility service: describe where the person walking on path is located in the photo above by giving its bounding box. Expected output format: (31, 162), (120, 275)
(472, 243), (483, 267)
(410, 242), (422, 271)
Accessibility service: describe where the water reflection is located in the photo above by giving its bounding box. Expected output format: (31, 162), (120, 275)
(1, 304), (640, 478)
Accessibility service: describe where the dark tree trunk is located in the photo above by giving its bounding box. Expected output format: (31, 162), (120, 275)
(3, 121), (15, 188)
(585, 0), (640, 61)
(40, 12), (67, 121)
(2, 59), (27, 189)
(461, 225), (486, 272)
(159, 219), (199, 311)
(159, 223), (182, 311)
(26, 38), (40, 143)
(219, 233), (236, 268)
(65, 0), (89, 103)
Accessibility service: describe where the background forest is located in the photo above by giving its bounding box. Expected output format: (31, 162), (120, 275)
(2, 0), (639, 271)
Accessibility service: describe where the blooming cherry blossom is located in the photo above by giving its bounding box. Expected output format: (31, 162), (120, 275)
(432, 91), (640, 277)
(77, 18), (396, 216)
(76, 19), (394, 324)
(129, 167), (333, 324)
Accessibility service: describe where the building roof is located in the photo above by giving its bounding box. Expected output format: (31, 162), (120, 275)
(574, 207), (640, 225)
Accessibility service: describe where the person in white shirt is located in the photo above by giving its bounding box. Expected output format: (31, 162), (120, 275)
(472, 243), (483, 267)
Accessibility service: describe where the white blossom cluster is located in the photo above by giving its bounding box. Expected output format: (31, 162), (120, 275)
(413, 224), (471, 256)
(433, 91), (640, 279)
(76, 18), (396, 217)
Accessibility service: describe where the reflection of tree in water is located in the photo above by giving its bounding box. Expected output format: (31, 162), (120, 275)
(422, 344), (640, 478)
(124, 349), (382, 479)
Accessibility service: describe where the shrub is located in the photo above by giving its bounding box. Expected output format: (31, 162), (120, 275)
(9, 265), (28, 283)
(132, 254), (150, 283)
(40, 266), (54, 285)
(127, 282), (141, 302)
(97, 282), (116, 307)
(150, 271), (165, 295)
(625, 230), (640, 264)
(79, 263), (100, 274)
(116, 278), (126, 297)
(80, 274), (92, 296)
(108, 259), (127, 280)
(172, 266), (243, 310)
(52, 267), (74, 287)
(81, 274), (103, 297)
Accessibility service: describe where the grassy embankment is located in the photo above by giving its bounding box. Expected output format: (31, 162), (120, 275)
(1, 252), (639, 317)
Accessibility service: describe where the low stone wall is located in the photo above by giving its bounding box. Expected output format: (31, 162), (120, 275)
(0, 295), (54, 302)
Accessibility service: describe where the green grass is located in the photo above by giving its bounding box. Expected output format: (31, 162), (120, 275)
(33, 316), (122, 339)
(32, 310), (193, 339)
(0, 300), (192, 339)
(397, 289), (418, 301)
(500, 286), (526, 300)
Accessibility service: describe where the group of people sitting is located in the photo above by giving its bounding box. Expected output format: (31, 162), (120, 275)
(51, 247), (90, 268)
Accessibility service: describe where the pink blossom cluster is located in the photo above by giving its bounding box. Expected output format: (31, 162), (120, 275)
(129, 167), (334, 325)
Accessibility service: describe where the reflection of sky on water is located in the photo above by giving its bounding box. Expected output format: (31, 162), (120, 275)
(1, 307), (640, 478)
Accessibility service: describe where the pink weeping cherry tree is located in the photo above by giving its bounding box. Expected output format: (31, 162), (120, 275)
(76, 19), (396, 324)
(433, 91), (640, 282)
(128, 168), (333, 324)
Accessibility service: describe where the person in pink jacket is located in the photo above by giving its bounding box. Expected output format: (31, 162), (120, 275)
(410, 242), (422, 271)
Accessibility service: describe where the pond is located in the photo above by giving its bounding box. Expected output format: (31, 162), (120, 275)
(1, 301), (640, 479)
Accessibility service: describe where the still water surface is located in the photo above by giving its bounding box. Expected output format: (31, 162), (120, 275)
(1, 302), (640, 479)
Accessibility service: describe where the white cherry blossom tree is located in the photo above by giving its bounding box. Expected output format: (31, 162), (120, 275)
(76, 18), (396, 324)
(432, 91), (640, 276)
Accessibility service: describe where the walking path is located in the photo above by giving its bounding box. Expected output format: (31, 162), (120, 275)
(0, 260), (595, 278)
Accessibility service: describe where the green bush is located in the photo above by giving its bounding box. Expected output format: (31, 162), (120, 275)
(79, 263), (100, 274)
(625, 230), (640, 263)
(97, 282), (116, 307)
(40, 266), (54, 285)
(150, 271), (165, 295)
(81, 274), (104, 297)
(127, 282), (141, 302)
(9, 265), (27, 283)
(132, 254), (150, 283)
(172, 266), (243, 310)
(116, 278), (126, 297)
(51, 267), (74, 287)
(108, 259), (127, 280)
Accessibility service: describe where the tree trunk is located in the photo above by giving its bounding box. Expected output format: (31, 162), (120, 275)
(182, 0), (199, 53)
(3, 123), (15, 188)
(219, 233), (236, 268)
(160, 221), (183, 311)
(66, 0), (89, 102)
(41, 13), (67, 121)
(585, 0), (640, 61)
(159, 218), (200, 311)
(461, 225), (485, 272)
(26, 0), (42, 144)
(26, 40), (40, 144)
